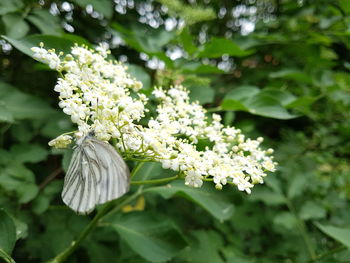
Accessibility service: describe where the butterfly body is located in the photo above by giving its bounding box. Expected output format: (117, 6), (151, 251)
(62, 135), (130, 214)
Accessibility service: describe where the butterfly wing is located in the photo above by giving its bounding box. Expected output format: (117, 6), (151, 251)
(62, 136), (130, 214)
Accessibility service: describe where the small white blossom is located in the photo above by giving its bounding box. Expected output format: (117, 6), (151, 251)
(48, 135), (72, 148)
(34, 43), (277, 194)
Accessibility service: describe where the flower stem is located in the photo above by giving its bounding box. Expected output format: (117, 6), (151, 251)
(308, 245), (346, 262)
(46, 163), (144, 263)
(131, 175), (178, 185)
(206, 106), (222, 113)
(286, 199), (316, 260)
(130, 161), (145, 177)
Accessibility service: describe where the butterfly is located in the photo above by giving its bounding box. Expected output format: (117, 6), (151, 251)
(61, 134), (130, 214)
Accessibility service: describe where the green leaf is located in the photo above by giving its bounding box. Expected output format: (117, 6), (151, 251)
(106, 212), (187, 263)
(316, 223), (350, 248)
(0, 82), (55, 121)
(0, 105), (14, 122)
(179, 28), (197, 55)
(244, 94), (299, 119)
(224, 85), (260, 101)
(287, 174), (307, 199)
(0, 163), (39, 203)
(285, 96), (319, 113)
(223, 86), (300, 118)
(0, 209), (16, 255)
(111, 22), (175, 67)
(10, 144), (48, 163)
(112, 22), (175, 54)
(181, 62), (224, 74)
(178, 230), (224, 263)
(1, 13), (29, 39)
(127, 64), (151, 90)
(131, 162), (168, 181)
(28, 210), (89, 261)
(273, 212), (298, 230)
(71, 0), (113, 19)
(259, 88), (297, 106)
(197, 37), (253, 58)
(145, 180), (234, 221)
(269, 69), (312, 83)
(18, 184), (39, 204)
(339, 0), (350, 14)
(299, 201), (326, 220)
(189, 86), (215, 104)
(40, 112), (73, 138)
(249, 187), (286, 205)
(0, 0), (23, 15)
(221, 99), (249, 111)
(0, 249), (16, 263)
(2, 34), (91, 58)
(27, 9), (63, 35)
(83, 239), (118, 263)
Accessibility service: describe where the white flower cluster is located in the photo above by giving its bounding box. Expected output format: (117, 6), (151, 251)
(31, 44), (276, 193)
(142, 86), (276, 192)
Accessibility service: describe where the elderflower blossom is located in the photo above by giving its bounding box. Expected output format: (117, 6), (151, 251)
(48, 134), (72, 149)
(31, 44), (276, 194)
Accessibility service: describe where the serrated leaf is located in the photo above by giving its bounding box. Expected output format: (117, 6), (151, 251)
(106, 212), (187, 263)
(145, 180), (234, 221)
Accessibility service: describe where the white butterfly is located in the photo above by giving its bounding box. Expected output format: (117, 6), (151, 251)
(62, 134), (130, 214)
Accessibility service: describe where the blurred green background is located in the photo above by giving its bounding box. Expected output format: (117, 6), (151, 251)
(1, 0), (350, 262)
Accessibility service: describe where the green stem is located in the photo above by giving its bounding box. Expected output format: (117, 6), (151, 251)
(286, 199), (316, 260)
(130, 162), (145, 177)
(206, 106), (223, 113)
(131, 175), (178, 185)
(124, 158), (153, 162)
(46, 163), (144, 263)
(309, 245), (346, 262)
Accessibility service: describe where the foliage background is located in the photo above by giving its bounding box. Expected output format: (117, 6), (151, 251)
(1, 0), (350, 262)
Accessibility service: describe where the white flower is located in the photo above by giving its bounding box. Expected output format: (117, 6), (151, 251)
(48, 135), (72, 148)
(34, 43), (276, 194)
(185, 170), (203, 188)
